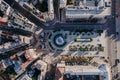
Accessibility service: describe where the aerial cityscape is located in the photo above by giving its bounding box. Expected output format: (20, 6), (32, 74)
(0, 0), (119, 80)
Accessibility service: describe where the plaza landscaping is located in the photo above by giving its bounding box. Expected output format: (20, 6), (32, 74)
(67, 0), (75, 5)
(59, 56), (94, 66)
(53, 34), (66, 47)
(69, 44), (104, 51)
(48, 32), (67, 50)
(74, 29), (103, 35)
(46, 29), (106, 56)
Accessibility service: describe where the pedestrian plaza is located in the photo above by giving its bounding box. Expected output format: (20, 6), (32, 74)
(46, 29), (108, 57)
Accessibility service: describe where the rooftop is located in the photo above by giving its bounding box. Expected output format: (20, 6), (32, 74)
(55, 61), (111, 80)
(31, 60), (47, 80)
(16, 72), (32, 80)
(60, 0), (111, 20)
(0, 0), (11, 16)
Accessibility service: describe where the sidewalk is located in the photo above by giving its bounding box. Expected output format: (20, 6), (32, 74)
(115, 0), (120, 78)
(116, 0), (120, 61)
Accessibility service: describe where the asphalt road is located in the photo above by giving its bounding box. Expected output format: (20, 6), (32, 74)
(53, 0), (60, 21)
(0, 43), (29, 60)
(2, 0), (119, 79)
(3, 0), (117, 64)
(4, 0), (110, 30)
(105, 0), (118, 79)
(114, 0), (120, 80)
(51, 22), (105, 30)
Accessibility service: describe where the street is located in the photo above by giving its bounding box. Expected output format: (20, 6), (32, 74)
(114, 0), (120, 79)
(105, 0), (119, 80)
(53, 0), (60, 21)
(1, 0), (119, 79)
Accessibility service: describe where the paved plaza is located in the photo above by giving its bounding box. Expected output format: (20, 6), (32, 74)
(0, 0), (117, 80)
(44, 29), (108, 58)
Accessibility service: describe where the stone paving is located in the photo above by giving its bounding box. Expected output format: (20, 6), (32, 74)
(115, 0), (120, 78)
(46, 30), (108, 57)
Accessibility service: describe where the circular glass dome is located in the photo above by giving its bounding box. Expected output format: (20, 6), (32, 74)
(55, 36), (65, 45)
(53, 34), (66, 47)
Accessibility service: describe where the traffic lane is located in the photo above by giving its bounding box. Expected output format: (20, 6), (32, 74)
(106, 18), (116, 37)
(116, 0), (120, 59)
(106, 0), (116, 65)
(52, 23), (104, 30)
(107, 0), (117, 79)
(53, 0), (60, 21)
(106, 0), (116, 34)
(116, 0), (120, 14)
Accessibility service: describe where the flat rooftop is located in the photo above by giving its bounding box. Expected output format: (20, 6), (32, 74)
(64, 75), (100, 80)
(55, 62), (111, 80)
(65, 0), (111, 19)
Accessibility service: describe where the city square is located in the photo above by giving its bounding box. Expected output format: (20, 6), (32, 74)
(42, 29), (108, 57)
(0, 0), (119, 80)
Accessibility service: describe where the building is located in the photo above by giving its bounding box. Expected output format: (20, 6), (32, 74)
(20, 0), (54, 21)
(8, 49), (38, 76)
(55, 62), (65, 80)
(16, 50), (36, 63)
(11, 49), (37, 74)
(0, 58), (13, 69)
(60, 0), (111, 20)
(0, 31), (19, 41)
(0, 61), (5, 71)
(0, 17), (8, 24)
(8, 18), (35, 32)
(31, 60), (47, 80)
(55, 61), (111, 80)
(0, 0), (9, 25)
(0, 41), (26, 54)
(22, 2), (47, 22)
(0, 0), (11, 15)
(8, 11), (36, 32)
(47, 0), (54, 20)
(23, 2), (35, 11)
(60, 0), (67, 8)
(17, 49), (37, 67)
(16, 72), (32, 80)
(13, 60), (22, 74)
(19, 35), (33, 44)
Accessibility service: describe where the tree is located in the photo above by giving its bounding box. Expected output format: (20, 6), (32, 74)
(67, 0), (75, 5)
